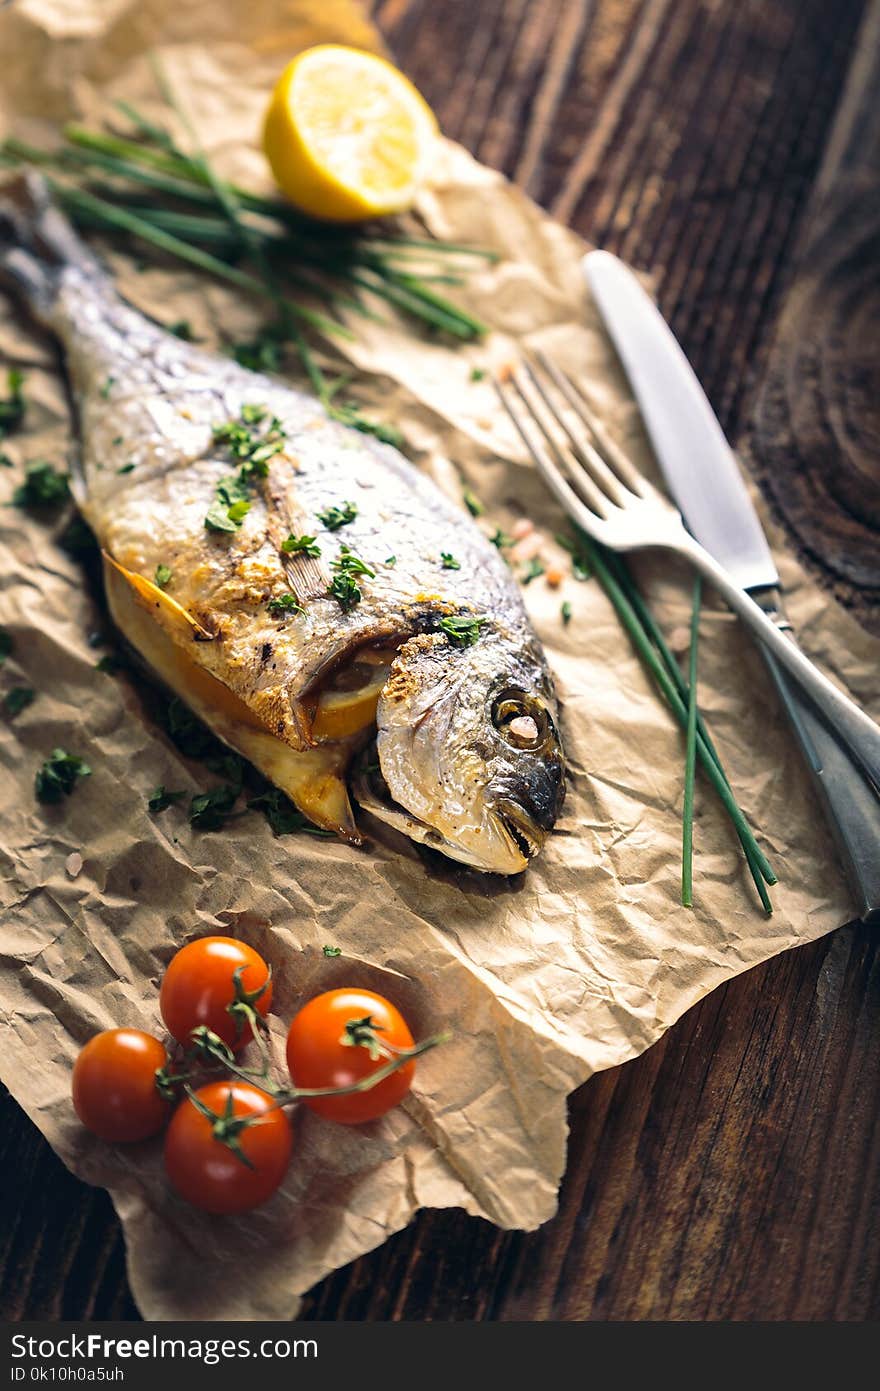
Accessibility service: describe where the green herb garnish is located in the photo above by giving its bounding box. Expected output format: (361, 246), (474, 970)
(521, 558), (546, 585)
(267, 593), (304, 617)
(469, 366), (486, 382)
(440, 552), (461, 570)
(148, 785), (185, 813)
(168, 319), (193, 340)
(281, 533), (321, 557)
(328, 571), (361, 612)
(436, 614), (486, 647)
(463, 488), (483, 517)
(35, 748), (91, 803)
(117, 462), (136, 474)
(322, 945), (342, 958)
(317, 501), (357, 531)
(165, 697), (216, 760)
(3, 686), (34, 718)
(385, 555), (397, 567)
(100, 376), (115, 399)
(561, 601), (572, 626)
(112, 436), (123, 446)
(232, 337), (283, 373)
(490, 528), (513, 549)
(0, 627), (11, 664)
(154, 563), (172, 589)
(0, 368), (25, 434)
(12, 461), (69, 509)
(189, 784), (240, 831)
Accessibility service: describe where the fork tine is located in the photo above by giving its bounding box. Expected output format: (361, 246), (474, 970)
(522, 355), (630, 508)
(532, 348), (651, 498)
(493, 372), (610, 545)
(505, 369), (613, 519)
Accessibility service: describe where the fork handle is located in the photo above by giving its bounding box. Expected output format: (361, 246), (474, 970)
(678, 534), (880, 794)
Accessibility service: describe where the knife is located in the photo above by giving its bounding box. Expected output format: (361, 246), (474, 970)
(584, 248), (880, 924)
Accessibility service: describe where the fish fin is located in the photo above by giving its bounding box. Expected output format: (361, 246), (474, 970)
(102, 552), (215, 641)
(0, 171), (102, 320)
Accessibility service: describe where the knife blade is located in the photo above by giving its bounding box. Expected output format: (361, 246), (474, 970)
(583, 248), (880, 923)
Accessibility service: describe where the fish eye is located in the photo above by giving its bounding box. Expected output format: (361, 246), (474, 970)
(491, 689), (550, 750)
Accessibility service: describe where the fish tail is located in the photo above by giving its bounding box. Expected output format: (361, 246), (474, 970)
(0, 170), (101, 323)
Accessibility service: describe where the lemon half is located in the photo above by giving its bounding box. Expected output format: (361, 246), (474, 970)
(263, 45), (438, 223)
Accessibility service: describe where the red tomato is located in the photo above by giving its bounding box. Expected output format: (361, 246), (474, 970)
(163, 1081), (292, 1214)
(72, 1029), (170, 1142)
(286, 988), (416, 1124)
(159, 936), (273, 1052)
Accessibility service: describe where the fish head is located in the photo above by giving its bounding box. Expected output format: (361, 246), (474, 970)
(369, 626), (565, 873)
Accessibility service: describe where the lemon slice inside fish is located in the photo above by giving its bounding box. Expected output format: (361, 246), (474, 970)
(262, 45), (438, 222)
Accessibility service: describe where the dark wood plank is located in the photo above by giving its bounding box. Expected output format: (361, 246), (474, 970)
(2, 0), (877, 1322)
(751, 0), (880, 621)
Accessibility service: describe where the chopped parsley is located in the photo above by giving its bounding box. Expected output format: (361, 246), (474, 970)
(385, 555), (397, 567)
(333, 545), (374, 578)
(561, 600), (573, 626)
(328, 572), (361, 612)
(322, 945), (342, 958)
(212, 406), (285, 473)
(326, 399), (403, 448)
(112, 436), (123, 447)
(490, 528), (513, 549)
(13, 461), (69, 510)
(436, 614), (487, 647)
(463, 488), (483, 517)
(164, 697), (217, 761)
(3, 686), (34, 718)
(521, 558), (546, 585)
(206, 407), (287, 531)
(148, 785), (185, 813)
(0, 627), (11, 664)
(327, 544), (375, 612)
(0, 369), (25, 434)
(154, 564), (172, 590)
(317, 501), (358, 531)
(248, 788), (333, 837)
(168, 319), (194, 341)
(281, 533), (321, 558)
(232, 337), (283, 374)
(35, 748), (91, 803)
(205, 475), (251, 532)
(469, 366), (486, 382)
(117, 462), (136, 475)
(267, 593), (304, 617)
(440, 552), (460, 570)
(189, 783), (240, 831)
(100, 376), (115, 399)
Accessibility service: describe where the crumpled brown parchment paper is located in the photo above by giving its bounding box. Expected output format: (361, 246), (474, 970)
(0, 0), (878, 1323)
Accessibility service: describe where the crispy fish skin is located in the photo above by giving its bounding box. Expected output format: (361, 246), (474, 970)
(0, 175), (565, 872)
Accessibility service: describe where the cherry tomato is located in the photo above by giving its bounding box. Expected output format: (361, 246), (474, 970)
(286, 987), (415, 1125)
(164, 1081), (292, 1214)
(160, 936), (273, 1052)
(72, 1029), (170, 1142)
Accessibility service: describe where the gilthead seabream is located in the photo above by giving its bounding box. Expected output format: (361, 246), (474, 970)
(0, 175), (565, 872)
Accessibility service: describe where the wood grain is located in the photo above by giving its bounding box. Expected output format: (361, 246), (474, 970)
(2, 0), (878, 1323)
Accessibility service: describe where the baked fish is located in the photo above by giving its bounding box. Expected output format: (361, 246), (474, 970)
(0, 175), (565, 873)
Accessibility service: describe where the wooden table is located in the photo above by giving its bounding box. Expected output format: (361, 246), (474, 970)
(2, 0), (878, 1321)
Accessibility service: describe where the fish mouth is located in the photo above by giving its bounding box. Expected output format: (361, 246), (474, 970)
(493, 798), (547, 861)
(350, 746), (534, 874)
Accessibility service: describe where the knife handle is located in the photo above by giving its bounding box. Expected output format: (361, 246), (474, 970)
(758, 642), (880, 925)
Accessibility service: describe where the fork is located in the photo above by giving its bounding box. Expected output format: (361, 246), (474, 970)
(494, 349), (880, 793)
